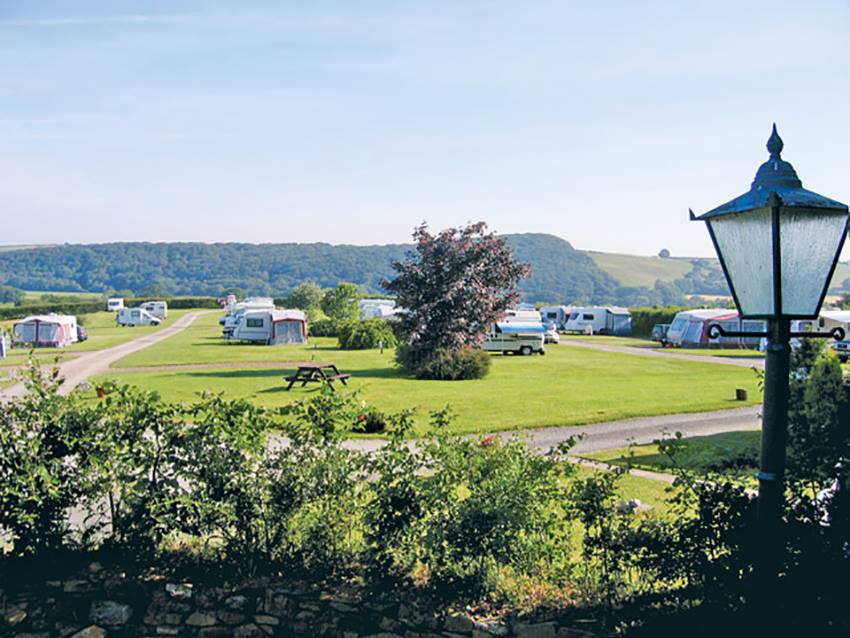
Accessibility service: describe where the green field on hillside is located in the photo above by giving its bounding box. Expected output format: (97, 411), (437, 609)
(586, 251), (693, 288)
(88, 313), (764, 435)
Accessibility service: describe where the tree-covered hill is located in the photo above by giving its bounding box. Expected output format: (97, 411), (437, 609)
(0, 234), (637, 304)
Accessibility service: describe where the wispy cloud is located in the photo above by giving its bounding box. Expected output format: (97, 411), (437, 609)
(0, 13), (195, 28)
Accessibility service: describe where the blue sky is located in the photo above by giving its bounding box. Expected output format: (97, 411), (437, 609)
(1, 0), (848, 257)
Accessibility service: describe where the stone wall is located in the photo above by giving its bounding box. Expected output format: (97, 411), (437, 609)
(0, 563), (599, 638)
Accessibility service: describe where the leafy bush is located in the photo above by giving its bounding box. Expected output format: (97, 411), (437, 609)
(354, 407), (388, 433)
(0, 366), (87, 557)
(338, 319), (397, 350)
(397, 345), (491, 380)
(629, 306), (688, 337)
(309, 318), (338, 337)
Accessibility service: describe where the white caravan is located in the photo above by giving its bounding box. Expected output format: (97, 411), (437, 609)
(13, 314), (78, 347)
(564, 307), (633, 336)
(229, 309), (308, 345)
(481, 322), (546, 356)
(539, 305), (572, 330)
(220, 297), (275, 336)
(117, 307), (161, 327)
(503, 309), (543, 324)
(359, 299), (399, 319)
(107, 297), (124, 312)
(140, 300), (168, 319)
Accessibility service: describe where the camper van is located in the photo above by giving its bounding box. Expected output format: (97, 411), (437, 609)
(228, 309), (308, 345)
(107, 297), (124, 312)
(482, 322), (546, 356)
(564, 307), (632, 336)
(117, 307), (161, 327)
(539, 305), (571, 330)
(140, 300), (168, 320)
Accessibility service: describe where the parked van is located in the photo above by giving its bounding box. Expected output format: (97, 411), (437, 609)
(481, 323), (546, 356)
(221, 298), (276, 336)
(140, 300), (168, 320)
(503, 309), (542, 324)
(107, 297), (124, 312)
(117, 307), (161, 327)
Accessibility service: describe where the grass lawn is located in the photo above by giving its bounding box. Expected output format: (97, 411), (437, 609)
(561, 334), (764, 359)
(86, 313), (765, 435)
(0, 309), (195, 367)
(581, 430), (760, 483)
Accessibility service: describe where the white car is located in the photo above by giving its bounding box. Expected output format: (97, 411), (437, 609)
(544, 326), (561, 344)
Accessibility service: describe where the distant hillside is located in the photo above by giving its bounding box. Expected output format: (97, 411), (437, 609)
(2, 237), (845, 305)
(0, 235), (627, 305)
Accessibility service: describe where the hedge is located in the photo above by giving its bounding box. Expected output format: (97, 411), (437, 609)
(629, 306), (690, 337)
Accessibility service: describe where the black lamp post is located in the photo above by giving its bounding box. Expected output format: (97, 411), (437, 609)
(691, 125), (849, 579)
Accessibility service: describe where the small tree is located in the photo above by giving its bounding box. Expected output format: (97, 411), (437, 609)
(284, 282), (323, 311)
(658, 248), (671, 258)
(320, 282), (360, 327)
(384, 222), (530, 377)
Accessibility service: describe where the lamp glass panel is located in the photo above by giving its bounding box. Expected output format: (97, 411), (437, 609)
(780, 208), (848, 316)
(708, 207), (774, 316)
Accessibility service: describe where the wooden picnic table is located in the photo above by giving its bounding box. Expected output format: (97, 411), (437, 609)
(284, 362), (350, 391)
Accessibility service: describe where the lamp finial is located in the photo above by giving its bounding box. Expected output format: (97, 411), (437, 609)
(767, 123), (783, 159)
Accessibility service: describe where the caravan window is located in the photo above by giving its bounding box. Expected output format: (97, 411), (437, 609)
(246, 318), (264, 328)
(131, 310), (140, 318)
(582, 314), (595, 320)
(546, 312), (557, 319)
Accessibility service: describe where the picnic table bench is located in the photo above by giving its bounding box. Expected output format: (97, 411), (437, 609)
(285, 362), (350, 391)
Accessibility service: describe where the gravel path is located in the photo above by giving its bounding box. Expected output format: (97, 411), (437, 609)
(560, 339), (766, 369)
(335, 404), (762, 455)
(0, 311), (208, 399)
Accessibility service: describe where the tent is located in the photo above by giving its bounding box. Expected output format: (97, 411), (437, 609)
(666, 309), (765, 348)
(270, 309), (309, 345)
(12, 314), (78, 348)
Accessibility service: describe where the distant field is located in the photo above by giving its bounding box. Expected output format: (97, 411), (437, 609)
(85, 312), (766, 435)
(0, 245), (51, 253)
(586, 251), (693, 288)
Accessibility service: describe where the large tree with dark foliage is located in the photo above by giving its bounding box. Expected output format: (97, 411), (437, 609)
(385, 222), (530, 358)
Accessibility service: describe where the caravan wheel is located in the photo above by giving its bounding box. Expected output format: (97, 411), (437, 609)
(520, 346), (532, 356)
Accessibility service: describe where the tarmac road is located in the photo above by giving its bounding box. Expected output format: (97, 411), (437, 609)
(0, 310), (208, 400)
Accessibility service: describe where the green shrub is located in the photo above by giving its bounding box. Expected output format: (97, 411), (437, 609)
(629, 305), (689, 337)
(397, 346), (490, 380)
(309, 318), (338, 337)
(338, 319), (398, 350)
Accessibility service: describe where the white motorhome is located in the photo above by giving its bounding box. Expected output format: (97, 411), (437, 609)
(117, 307), (161, 327)
(539, 305), (572, 330)
(107, 297), (124, 312)
(481, 322), (546, 356)
(139, 300), (168, 319)
(564, 307), (632, 336)
(229, 309), (308, 345)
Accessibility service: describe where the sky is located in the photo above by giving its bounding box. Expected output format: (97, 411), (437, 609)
(1, 0), (848, 257)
